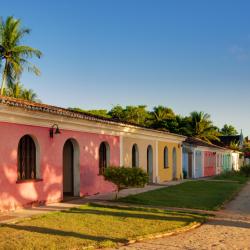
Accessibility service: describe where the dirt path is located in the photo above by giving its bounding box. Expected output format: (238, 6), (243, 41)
(117, 182), (250, 250)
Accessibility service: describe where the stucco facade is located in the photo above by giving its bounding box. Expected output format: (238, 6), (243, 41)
(182, 137), (238, 179)
(0, 96), (186, 211)
(158, 141), (182, 182)
(0, 120), (120, 211)
(122, 136), (156, 181)
(121, 129), (185, 183)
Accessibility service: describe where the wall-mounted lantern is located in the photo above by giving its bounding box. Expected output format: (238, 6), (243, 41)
(49, 124), (61, 138)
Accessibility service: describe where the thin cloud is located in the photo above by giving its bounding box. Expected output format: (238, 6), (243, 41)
(229, 45), (249, 61)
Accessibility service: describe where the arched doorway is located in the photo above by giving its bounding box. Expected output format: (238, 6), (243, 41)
(147, 145), (153, 183)
(132, 144), (139, 168)
(172, 147), (177, 180)
(63, 139), (80, 198)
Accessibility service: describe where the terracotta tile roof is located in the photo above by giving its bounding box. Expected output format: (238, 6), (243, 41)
(184, 137), (228, 150)
(0, 95), (185, 138)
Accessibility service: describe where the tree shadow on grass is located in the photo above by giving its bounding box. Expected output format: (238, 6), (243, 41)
(62, 207), (198, 223)
(3, 224), (127, 243)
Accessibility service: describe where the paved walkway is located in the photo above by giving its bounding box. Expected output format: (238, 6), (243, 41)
(116, 182), (250, 250)
(0, 181), (184, 224)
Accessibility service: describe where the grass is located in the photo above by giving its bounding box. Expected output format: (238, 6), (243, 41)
(213, 171), (250, 184)
(0, 204), (204, 250)
(119, 180), (244, 210)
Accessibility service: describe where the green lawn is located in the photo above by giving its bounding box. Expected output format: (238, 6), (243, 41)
(119, 180), (244, 210)
(213, 171), (249, 184)
(0, 204), (204, 250)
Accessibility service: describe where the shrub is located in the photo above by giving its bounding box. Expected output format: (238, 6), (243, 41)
(103, 167), (148, 199)
(240, 165), (250, 177)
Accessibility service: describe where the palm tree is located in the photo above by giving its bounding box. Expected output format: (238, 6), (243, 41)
(149, 106), (175, 130)
(152, 106), (175, 121)
(0, 16), (42, 95)
(21, 88), (40, 102)
(220, 124), (238, 136)
(229, 140), (240, 151)
(5, 82), (23, 98)
(188, 111), (220, 142)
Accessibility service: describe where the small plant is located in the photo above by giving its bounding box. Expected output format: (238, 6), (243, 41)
(240, 164), (250, 177)
(103, 167), (148, 199)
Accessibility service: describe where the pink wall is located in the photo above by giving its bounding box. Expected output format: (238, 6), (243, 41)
(0, 121), (120, 211)
(204, 151), (216, 177)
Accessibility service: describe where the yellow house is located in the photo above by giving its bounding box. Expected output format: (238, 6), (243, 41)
(158, 141), (183, 182)
(120, 125), (186, 183)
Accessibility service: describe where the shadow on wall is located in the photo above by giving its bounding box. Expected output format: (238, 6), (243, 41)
(0, 128), (120, 212)
(0, 163), (61, 212)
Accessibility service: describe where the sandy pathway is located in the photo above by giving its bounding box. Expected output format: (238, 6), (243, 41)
(117, 182), (250, 250)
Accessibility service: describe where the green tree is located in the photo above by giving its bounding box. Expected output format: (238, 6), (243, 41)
(220, 124), (238, 136)
(172, 115), (193, 135)
(152, 105), (175, 121)
(86, 109), (110, 118)
(123, 105), (149, 125)
(4, 81), (40, 102)
(149, 106), (175, 129)
(188, 111), (220, 142)
(103, 167), (148, 199)
(108, 105), (125, 120)
(229, 140), (240, 151)
(0, 16), (42, 95)
(21, 88), (40, 102)
(4, 82), (23, 98)
(109, 105), (149, 125)
(149, 106), (191, 135)
(69, 107), (110, 118)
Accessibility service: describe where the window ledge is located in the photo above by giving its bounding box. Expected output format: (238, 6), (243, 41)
(16, 179), (43, 184)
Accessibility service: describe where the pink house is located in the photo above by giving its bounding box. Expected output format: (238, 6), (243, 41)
(0, 96), (120, 211)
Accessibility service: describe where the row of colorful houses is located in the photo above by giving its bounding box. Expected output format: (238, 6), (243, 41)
(182, 137), (241, 179)
(0, 96), (242, 212)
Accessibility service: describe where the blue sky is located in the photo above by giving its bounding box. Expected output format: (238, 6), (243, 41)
(2, 0), (250, 135)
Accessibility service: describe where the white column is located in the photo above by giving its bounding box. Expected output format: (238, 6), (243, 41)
(119, 135), (124, 166)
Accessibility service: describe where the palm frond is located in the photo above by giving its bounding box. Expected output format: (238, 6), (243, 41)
(0, 16), (42, 94)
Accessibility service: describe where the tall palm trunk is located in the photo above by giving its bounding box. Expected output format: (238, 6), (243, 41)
(0, 60), (7, 95)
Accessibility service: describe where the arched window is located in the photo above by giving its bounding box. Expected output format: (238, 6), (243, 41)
(18, 135), (37, 180)
(99, 142), (110, 175)
(147, 145), (153, 183)
(164, 146), (169, 168)
(132, 144), (139, 168)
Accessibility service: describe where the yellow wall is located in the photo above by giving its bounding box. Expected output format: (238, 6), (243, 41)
(122, 135), (183, 183)
(123, 136), (156, 181)
(158, 141), (182, 182)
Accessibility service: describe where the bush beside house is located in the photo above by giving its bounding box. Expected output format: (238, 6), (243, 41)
(103, 167), (148, 199)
